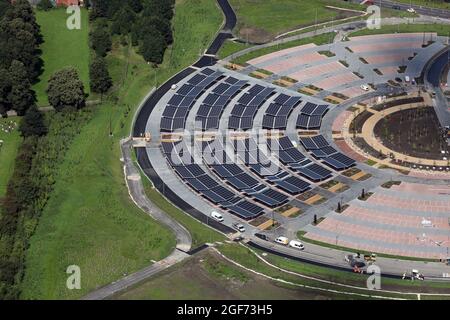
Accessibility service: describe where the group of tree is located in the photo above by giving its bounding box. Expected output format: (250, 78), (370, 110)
(90, 0), (175, 65)
(0, 0), (43, 117)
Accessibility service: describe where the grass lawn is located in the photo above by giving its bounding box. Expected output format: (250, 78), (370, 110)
(20, 0), (224, 299)
(217, 40), (250, 59)
(33, 8), (90, 106)
(395, 0), (450, 10)
(232, 32), (335, 65)
(0, 117), (21, 197)
(229, 0), (367, 42)
(350, 23), (450, 37)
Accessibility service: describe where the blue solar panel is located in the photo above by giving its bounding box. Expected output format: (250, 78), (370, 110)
(178, 84), (194, 96)
(168, 94), (183, 106)
(188, 74), (206, 85)
(201, 68), (215, 75)
(274, 93), (290, 104)
(312, 104), (328, 116)
(225, 77), (239, 84)
(296, 114), (309, 129)
(301, 102), (318, 115)
(307, 115), (322, 129)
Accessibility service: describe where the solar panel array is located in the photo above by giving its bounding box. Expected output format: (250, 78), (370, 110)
(296, 102), (329, 130)
(268, 136), (332, 182)
(195, 77), (248, 131)
(229, 84), (275, 130)
(231, 138), (311, 195)
(160, 68), (224, 132)
(262, 94), (302, 130)
(198, 139), (290, 208)
(300, 135), (356, 170)
(161, 140), (264, 220)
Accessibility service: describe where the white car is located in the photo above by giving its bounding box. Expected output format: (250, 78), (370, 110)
(210, 211), (224, 222)
(289, 240), (305, 250)
(360, 84), (370, 91)
(232, 222), (245, 233)
(407, 8), (416, 13)
(274, 236), (289, 245)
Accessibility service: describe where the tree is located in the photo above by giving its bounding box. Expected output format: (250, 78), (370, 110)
(0, 16), (43, 81)
(47, 68), (86, 112)
(90, 0), (109, 19)
(89, 24), (112, 57)
(89, 57), (112, 97)
(37, 0), (54, 11)
(19, 105), (47, 137)
(127, 0), (143, 13)
(5, 0), (42, 44)
(110, 5), (136, 35)
(8, 60), (36, 116)
(139, 30), (165, 65)
(0, 67), (11, 116)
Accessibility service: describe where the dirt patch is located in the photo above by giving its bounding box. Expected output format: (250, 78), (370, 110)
(238, 27), (272, 44)
(374, 107), (448, 160)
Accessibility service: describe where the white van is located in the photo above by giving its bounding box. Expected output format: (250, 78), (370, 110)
(289, 240), (305, 250)
(274, 236), (289, 245)
(210, 211), (224, 222)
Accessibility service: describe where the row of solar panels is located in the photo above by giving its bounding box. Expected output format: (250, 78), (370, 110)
(262, 94), (303, 130)
(296, 102), (329, 130)
(197, 139), (290, 208)
(229, 85), (276, 131)
(161, 141), (265, 220)
(195, 77), (248, 131)
(160, 68), (224, 132)
(300, 135), (356, 170)
(199, 138), (311, 196)
(268, 136), (333, 182)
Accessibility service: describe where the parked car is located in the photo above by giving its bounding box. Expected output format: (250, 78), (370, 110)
(210, 211), (224, 222)
(255, 233), (268, 241)
(232, 222), (245, 233)
(274, 236), (289, 245)
(289, 240), (305, 250)
(360, 84), (370, 91)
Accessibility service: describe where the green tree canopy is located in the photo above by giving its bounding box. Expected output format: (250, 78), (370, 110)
(8, 60), (36, 116)
(47, 68), (86, 112)
(89, 23), (112, 57)
(19, 105), (47, 137)
(89, 57), (112, 95)
(139, 30), (165, 65)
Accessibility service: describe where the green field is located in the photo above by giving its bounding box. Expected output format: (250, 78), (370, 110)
(229, 0), (365, 42)
(0, 117), (21, 197)
(33, 8), (90, 106)
(20, 0), (224, 299)
(349, 23), (450, 37)
(395, 0), (450, 9)
(232, 32), (335, 65)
